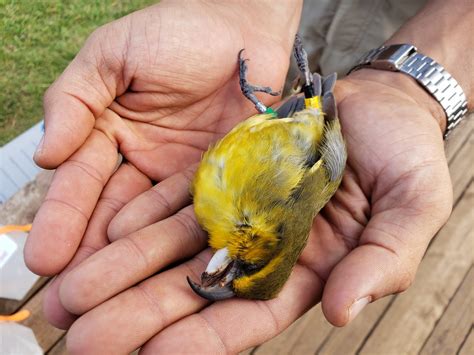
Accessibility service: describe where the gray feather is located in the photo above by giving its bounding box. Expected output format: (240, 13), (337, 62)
(312, 73), (322, 96)
(276, 96), (305, 118)
(321, 121), (346, 181)
(323, 92), (337, 121)
(322, 73), (337, 95)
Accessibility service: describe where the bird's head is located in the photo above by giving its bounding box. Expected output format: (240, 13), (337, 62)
(187, 221), (294, 300)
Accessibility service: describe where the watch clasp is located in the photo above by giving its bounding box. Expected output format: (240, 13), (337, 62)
(371, 44), (417, 71)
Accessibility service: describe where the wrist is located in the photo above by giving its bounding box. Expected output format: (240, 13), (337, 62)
(347, 69), (447, 133)
(222, 0), (303, 51)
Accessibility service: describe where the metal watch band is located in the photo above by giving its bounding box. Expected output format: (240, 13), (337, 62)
(349, 44), (468, 138)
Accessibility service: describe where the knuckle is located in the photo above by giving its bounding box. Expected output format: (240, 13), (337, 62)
(99, 196), (125, 214)
(173, 210), (205, 247)
(148, 187), (173, 214)
(182, 165), (197, 185)
(134, 283), (167, 329)
(63, 158), (106, 186)
(120, 236), (151, 270)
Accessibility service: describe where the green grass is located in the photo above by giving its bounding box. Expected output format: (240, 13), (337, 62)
(0, 0), (155, 146)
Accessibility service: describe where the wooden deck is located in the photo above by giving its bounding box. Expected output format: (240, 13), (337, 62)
(0, 117), (472, 354)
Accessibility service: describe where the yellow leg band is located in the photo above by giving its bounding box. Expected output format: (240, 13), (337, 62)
(304, 96), (322, 110)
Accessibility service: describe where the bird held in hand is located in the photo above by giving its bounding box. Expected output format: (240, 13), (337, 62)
(188, 35), (346, 300)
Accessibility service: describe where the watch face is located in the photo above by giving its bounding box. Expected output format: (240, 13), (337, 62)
(377, 44), (416, 69)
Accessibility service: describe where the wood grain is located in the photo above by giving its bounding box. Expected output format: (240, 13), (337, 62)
(449, 131), (474, 203)
(445, 117), (473, 162)
(359, 182), (474, 354)
(458, 328), (474, 355)
(47, 336), (66, 355)
(420, 267), (473, 355)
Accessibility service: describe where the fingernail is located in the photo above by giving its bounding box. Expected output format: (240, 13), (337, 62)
(34, 136), (45, 160)
(348, 296), (371, 323)
(112, 153), (123, 173)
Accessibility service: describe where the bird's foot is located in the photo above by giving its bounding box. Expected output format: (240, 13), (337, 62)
(238, 49), (280, 113)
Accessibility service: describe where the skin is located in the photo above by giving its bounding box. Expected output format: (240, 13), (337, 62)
(24, 0), (473, 353)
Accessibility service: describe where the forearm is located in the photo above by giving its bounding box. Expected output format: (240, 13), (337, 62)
(386, 0), (474, 107)
(349, 0), (473, 133)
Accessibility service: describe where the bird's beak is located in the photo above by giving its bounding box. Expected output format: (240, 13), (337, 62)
(187, 247), (237, 301)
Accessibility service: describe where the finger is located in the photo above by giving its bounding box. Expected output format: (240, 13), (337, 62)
(65, 250), (212, 354)
(108, 164), (197, 241)
(59, 205), (207, 315)
(43, 163), (151, 329)
(24, 129), (118, 276)
(65, 254), (322, 354)
(140, 264), (322, 354)
(35, 26), (125, 168)
(322, 202), (452, 327)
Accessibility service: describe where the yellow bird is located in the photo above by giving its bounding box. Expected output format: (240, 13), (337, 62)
(188, 35), (346, 300)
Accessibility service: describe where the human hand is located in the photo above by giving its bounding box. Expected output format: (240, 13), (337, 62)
(23, 0), (302, 326)
(50, 68), (452, 353)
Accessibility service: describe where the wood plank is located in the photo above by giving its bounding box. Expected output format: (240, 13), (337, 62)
(317, 296), (393, 354)
(449, 132), (474, 203)
(359, 182), (474, 354)
(420, 267), (473, 355)
(445, 115), (473, 161)
(254, 305), (332, 355)
(458, 328), (474, 355)
(20, 281), (66, 352)
(287, 307), (333, 354)
(47, 336), (67, 355)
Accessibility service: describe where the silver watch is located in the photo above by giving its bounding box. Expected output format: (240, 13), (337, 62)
(349, 44), (468, 138)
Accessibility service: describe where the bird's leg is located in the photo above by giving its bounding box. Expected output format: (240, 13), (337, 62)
(293, 34), (323, 110)
(239, 49), (280, 114)
(293, 34), (313, 91)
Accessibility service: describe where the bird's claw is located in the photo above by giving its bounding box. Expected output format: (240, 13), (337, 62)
(187, 248), (237, 301)
(238, 49), (281, 113)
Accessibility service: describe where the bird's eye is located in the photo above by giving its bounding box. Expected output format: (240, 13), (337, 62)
(241, 262), (260, 274)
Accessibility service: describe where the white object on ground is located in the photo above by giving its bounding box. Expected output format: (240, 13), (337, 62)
(0, 226), (40, 300)
(0, 120), (44, 204)
(0, 322), (42, 355)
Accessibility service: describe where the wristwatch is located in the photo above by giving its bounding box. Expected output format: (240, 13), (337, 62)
(348, 44), (468, 138)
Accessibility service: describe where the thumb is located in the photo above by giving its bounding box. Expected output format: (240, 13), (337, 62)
(34, 26), (125, 168)
(321, 203), (451, 327)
